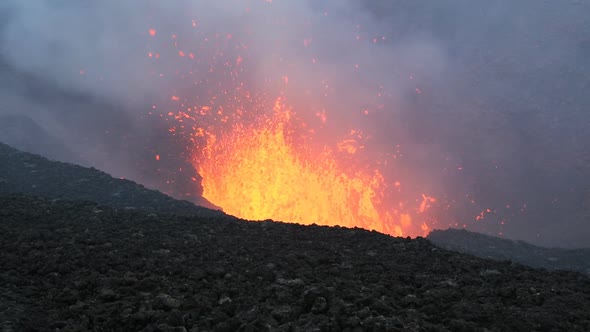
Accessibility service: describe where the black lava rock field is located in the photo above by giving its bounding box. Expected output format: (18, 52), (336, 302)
(1, 194), (589, 331)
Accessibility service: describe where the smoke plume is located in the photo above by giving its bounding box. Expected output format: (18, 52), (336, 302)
(0, 0), (588, 247)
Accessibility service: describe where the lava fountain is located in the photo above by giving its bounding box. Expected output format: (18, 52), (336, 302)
(168, 87), (437, 237)
(195, 96), (413, 235)
(150, 1), (438, 237)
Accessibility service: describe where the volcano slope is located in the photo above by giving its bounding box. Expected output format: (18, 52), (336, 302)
(0, 142), (220, 215)
(428, 229), (590, 275)
(1, 195), (589, 331)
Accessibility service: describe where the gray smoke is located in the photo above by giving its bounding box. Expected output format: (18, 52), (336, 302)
(0, 0), (588, 247)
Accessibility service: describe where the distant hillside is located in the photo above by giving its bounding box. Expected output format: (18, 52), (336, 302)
(428, 228), (590, 275)
(0, 114), (77, 163)
(0, 142), (221, 216)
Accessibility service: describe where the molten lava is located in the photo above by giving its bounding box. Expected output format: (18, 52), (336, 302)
(147, 2), (442, 237)
(192, 97), (428, 237)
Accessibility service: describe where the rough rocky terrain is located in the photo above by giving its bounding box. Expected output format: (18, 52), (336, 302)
(428, 229), (590, 275)
(1, 195), (589, 331)
(0, 142), (220, 215)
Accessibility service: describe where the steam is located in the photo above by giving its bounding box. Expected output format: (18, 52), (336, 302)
(0, 0), (588, 247)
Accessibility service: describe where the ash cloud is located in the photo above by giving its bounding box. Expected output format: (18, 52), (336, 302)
(0, 0), (588, 247)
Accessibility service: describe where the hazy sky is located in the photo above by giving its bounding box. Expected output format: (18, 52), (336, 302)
(0, 0), (588, 247)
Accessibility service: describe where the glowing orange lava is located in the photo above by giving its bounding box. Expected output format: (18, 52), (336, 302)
(192, 97), (428, 237)
(148, 3), (440, 237)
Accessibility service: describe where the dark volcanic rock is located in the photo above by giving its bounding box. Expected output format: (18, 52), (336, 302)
(1, 195), (589, 331)
(0, 142), (221, 215)
(428, 228), (590, 275)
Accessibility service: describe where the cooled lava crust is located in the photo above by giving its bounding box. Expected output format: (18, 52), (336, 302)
(1, 195), (589, 331)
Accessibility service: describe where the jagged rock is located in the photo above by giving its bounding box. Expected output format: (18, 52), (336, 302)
(0, 194), (589, 331)
(153, 294), (181, 310)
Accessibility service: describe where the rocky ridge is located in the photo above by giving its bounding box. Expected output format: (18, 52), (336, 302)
(427, 229), (590, 275)
(0, 142), (220, 216)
